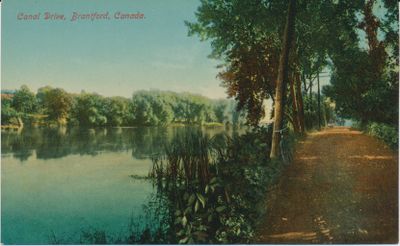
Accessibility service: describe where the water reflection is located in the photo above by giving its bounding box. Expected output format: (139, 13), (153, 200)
(1, 126), (238, 244)
(1, 126), (234, 162)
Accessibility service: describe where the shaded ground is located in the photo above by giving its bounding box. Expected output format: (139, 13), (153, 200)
(256, 127), (398, 244)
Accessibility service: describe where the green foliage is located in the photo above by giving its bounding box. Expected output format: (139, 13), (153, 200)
(2, 85), (243, 128)
(323, 98), (336, 125)
(322, 0), (398, 129)
(186, 0), (367, 127)
(186, 0), (284, 126)
(130, 91), (173, 126)
(303, 95), (319, 129)
(70, 92), (138, 127)
(148, 126), (286, 244)
(213, 100), (228, 123)
(103, 97), (130, 126)
(71, 93), (108, 127)
(36, 86), (53, 109)
(324, 46), (398, 127)
(129, 90), (244, 127)
(12, 85), (37, 114)
(1, 96), (19, 125)
(299, 93), (335, 130)
(366, 122), (398, 149)
(39, 87), (72, 124)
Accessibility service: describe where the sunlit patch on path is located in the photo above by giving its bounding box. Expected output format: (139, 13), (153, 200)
(298, 156), (320, 160)
(311, 127), (363, 136)
(268, 231), (317, 241)
(348, 155), (394, 160)
(256, 127), (398, 244)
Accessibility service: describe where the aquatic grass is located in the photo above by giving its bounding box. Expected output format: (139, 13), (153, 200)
(149, 130), (215, 190)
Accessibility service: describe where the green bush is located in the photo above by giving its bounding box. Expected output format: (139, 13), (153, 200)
(1, 104), (19, 125)
(147, 126), (287, 243)
(366, 122), (398, 149)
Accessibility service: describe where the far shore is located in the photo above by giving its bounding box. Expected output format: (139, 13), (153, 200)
(0, 122), (229, 130)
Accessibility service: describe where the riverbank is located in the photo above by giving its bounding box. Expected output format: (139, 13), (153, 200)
(1, 121), (226, 130)
(1, 125), (21, 129)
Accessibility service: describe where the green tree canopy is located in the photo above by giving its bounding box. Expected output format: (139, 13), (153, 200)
(12, 85), (37, 114)
(39, 87), (72, 123)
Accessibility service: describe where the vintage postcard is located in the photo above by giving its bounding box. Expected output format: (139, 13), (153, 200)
(1, 0), (398, 244)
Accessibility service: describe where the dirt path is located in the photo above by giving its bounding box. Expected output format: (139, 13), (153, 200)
(256, 127), (398, 243)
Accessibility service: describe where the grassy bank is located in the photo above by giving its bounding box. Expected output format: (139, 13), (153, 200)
(353, 121), (398, 149)
(365, 122), (398, 149)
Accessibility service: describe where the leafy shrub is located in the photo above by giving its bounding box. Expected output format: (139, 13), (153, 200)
(366, 122), (398, 149)
(1, 105), (19, 125)
(148, 126), (287, 243)
(1, 96), (20, 125)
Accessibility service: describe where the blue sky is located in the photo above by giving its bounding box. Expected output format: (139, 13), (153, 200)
(2, 0), (226, 98)
(2, 1), (391, 99)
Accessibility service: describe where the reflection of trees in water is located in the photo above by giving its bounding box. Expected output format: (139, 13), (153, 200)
(1, 128), (42, 161)
(1, 126), (237, 162)
(12, 149), (33, 162)
(129, 127), (169, 160)
(36, 128), (74, 159)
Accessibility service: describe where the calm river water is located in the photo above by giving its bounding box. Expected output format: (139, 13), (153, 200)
(1, 126), (235, 244)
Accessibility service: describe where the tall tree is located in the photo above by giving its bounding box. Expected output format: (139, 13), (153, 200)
(41, 88), (72, 124)
(12, 85), (37, 114)
(324, 0), (398, 127)
(186, 0), (287, 126)
(72, 93), (108, 126)
(270, 0), (296, 158)
(295, 71), (305, 133)
(317, 72), (321, 129)
(289, 72), (300, 132)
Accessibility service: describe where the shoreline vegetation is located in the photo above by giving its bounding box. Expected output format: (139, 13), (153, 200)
(1, 86), (246, 130)
(0, 121), (226, 129)
(41, 126), (296, 244)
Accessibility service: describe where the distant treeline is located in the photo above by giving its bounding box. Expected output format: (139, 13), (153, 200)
(1, 85), (245, 127)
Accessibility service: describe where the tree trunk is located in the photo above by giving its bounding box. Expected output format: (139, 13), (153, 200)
(295, 71), (305, 133)
(289, 74), (300, 133)
(308, 77), (313, 129)
(317, 72), (321, 130)
(285, 111), (294, 128)
(309, 76), (313, 108)
(302, 73), (308, 95)
(270, 0), (296, 159)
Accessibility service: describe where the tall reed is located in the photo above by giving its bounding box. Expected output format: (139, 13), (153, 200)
(149, 130), (216, 190)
